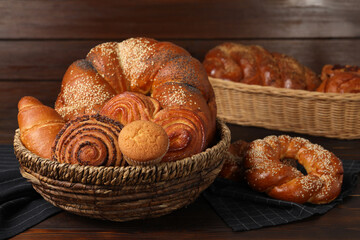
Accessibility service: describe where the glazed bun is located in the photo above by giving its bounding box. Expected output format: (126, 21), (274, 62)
(17, 96), (65, 159)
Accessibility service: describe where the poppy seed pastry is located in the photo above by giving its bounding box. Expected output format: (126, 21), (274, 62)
(52, 114), (124, 167)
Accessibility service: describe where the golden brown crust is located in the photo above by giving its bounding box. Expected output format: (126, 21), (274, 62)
(317, 64), (360, 93)
(52, 114), (124, 167)
(100, 90), (214, 162)
(153, 107), (206, 162)
(55, 60), (116, 121)
(86, 42), (128, 94)
(118, 120), (169, 165)
(203, 42), (321, 90)
(18, 96), (65, 159)
(55, 37), (217, 162)
(244, 135), (344, 204)
(100, 91), (161, 126)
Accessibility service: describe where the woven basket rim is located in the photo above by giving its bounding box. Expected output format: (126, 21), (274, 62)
(209, 77), (359, 139)
(14, 118), (231, 185)
(209, 76), (360, 101)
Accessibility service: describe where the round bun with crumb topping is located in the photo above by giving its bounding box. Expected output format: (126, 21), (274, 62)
(118, 120), (169, 166)
(244, 135), (344, 204)
(54, 37), (216, 162)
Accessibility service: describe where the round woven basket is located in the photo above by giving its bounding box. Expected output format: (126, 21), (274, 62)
(14, 119), (230, 221)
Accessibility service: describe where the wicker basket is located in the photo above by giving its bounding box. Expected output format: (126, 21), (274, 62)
(14, 119), (230, 221)
(209, 77), (360, 139)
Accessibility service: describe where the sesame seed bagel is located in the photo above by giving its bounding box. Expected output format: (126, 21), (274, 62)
(244, 135), (344, 204)
(55, 37), (217, 162)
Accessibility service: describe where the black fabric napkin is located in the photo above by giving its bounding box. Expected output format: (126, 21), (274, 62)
(203, 159), (360, 232)
(0, 145), (61, 240)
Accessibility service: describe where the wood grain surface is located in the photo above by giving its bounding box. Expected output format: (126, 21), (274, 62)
(1, 0), (359, 239)
(1, 0), (360, 39)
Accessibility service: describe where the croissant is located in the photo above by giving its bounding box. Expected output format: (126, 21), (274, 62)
(52, 114), (125, 166)
(55, 37), (217, 162)
(203, 42), (321, 90)
(17, 96), (65, 159)
(317, 64), (360, 93)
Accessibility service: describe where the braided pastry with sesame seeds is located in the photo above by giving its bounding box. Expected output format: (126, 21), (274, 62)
(55, 37), (217, 162)
(244, 135), (344, 204)
(203, 42), (321, 90)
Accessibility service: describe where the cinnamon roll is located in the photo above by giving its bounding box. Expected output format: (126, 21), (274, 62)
(52, 114), (125, 167)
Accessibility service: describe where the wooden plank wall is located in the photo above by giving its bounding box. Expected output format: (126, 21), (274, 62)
(0, 0), (359, 143)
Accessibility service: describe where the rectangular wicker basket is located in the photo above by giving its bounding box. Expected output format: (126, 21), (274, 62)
(209, 77), (360, 139)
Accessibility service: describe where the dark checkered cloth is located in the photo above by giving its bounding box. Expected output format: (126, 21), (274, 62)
(203, 160), (360, 231)
(0, 145), (61, 240)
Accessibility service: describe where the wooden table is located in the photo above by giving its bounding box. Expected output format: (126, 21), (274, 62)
(1, 1), (359, 239)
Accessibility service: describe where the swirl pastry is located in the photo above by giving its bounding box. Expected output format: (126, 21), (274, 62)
(153, 107), (206, 162)
(52, 114), (125, 167)
(100, 90), (211, 162)
(100, 91), (161, 125)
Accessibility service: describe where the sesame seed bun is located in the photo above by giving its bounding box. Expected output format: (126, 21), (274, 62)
(118, 120), (169, 166)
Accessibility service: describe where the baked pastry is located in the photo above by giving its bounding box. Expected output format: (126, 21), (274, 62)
(55, 37), (216, 162)
(52, 114), (125, 166)
(55, 59), (116, 119)
(17, 96), (65, 159)
(317, 64), (360, 93)
(153, 107), (207, 162)
(203, 42), (321, 90)
(100, 91), (161, 126)
(118, 120), (169, 166)
(218, 139), (248, 182)
(101, 92), (210, 162)
(55, 37), (216, 122)
(244, 135), (344, 204)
